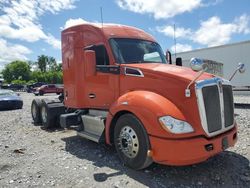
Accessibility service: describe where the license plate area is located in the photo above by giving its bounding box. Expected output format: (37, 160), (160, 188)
(222, 137), (229, 150)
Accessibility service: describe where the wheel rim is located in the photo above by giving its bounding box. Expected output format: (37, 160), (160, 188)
(41, 106), (47, 123)
(32, 104), (37, 118)
(118, 126), (139, 158)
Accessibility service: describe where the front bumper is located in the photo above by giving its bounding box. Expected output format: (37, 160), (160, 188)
(149, 126), (237, 166)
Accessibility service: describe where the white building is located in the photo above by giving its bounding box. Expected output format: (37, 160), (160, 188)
(177, 41), (250, 91)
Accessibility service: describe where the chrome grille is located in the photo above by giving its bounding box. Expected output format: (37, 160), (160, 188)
(196, 78), (235, 137)
(202, 85), (222, 133)
(223, 85), (234, 127)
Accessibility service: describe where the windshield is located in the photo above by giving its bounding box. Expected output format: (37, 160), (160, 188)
(109, 38), (167, 64)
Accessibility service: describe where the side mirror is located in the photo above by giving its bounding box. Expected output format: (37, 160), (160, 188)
(166, 50), (172, 64)
(84, 50), (96, 77)
(190, 58), (207, 72)
(176, 57), (182, 66)
(185, 58), (208, 97)
(238, 63), (246, 73)
(229, 63), (246, 81)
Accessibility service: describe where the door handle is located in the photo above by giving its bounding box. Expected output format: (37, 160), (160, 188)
(89, 93), (96, 99)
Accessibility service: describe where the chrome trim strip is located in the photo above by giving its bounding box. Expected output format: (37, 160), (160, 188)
(218, 79), (225, 129)
(195, 77), (235, 137)
(124, 67), (144, 77)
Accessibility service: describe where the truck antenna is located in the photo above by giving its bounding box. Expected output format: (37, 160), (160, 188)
(174, 24), (177, 61)
(100, 7), (104, 29)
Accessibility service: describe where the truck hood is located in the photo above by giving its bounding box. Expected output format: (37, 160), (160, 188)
(123, 63), (214, 82)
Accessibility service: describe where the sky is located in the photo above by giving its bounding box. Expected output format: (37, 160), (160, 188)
(0, 0), (250, 70)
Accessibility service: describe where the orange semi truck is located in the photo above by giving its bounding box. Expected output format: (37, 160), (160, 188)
(31, 23), (243, 170)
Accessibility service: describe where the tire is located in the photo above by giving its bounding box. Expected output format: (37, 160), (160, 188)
(39, 91), (44, 96)
(16, 102), (23, 109)
(114, 113), (153, 170)
(31, 99), (42, 124)
(40, 100), (56, 129)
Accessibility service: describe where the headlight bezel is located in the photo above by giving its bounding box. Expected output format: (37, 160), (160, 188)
(159, 116), (194, 134)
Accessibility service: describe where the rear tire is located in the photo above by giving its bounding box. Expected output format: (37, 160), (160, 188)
(40, 100), (56, 129)
(114, 113), (153, 170)
(31, 99), (42, 124)
(39, 91), (44, 96)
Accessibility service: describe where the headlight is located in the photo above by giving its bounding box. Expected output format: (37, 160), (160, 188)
(159, 116), (194, 134)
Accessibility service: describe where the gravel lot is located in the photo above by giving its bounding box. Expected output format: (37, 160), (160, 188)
(0, 93), (249, 188)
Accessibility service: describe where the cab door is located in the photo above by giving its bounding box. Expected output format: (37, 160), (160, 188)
(84, 44), (120, 109)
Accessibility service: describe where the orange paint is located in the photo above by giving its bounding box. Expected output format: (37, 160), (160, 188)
(62, 23), (237, 166)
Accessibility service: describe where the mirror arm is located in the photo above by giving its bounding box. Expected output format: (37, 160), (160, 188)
(229, 69), (238, 81)
(185, 67), (207, 98)
(229, 63), (245, 81)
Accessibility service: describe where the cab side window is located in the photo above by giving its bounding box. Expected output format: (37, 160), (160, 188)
(89, 45), (110, 65)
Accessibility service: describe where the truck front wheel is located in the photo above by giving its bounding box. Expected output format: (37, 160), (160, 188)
(114, 114), (153, 170)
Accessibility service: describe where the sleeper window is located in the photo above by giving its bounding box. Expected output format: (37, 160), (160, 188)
(89, 45), (110, 65)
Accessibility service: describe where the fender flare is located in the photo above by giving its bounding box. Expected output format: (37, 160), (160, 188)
(105, 90), (185, 145)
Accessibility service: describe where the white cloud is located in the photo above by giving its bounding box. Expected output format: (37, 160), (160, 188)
(194, 14), (250, 46)
(116, 0), (202, 19)
(235, 14), (250, 34)
(62, 18), (88, 29)
(0, 24), (47, 42)
(157, 14), (250, 47)
(201, 0), (223, 7)
(38, 0), (76, 14)
(171, 43), (192, 53)
(194, 16), (235, 46)
(156, 25), (192, 38)
(0, 0), (77, 49)
(45, 34), (61, 49)
(0, 39), (31, 67)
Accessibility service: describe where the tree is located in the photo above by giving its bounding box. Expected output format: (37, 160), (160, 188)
(2, 61), (31, 83)
(47, 57), (57, 71)
(37, 55), (48, 72)
(37, 55), (60, 72)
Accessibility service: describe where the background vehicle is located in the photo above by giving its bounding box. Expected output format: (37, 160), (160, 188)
(0, 89), (23, 110)
(7, 84), (25, 91)
(31, 23), (242, 170)
(34, 84), (63, 96)
(26, 82), (47, 93)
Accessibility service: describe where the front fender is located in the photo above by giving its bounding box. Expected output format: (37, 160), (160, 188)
(106, 90), (188, 144)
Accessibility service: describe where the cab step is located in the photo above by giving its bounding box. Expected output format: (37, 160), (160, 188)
(77, 110), (107, 143)
(77, 131), (103, 143)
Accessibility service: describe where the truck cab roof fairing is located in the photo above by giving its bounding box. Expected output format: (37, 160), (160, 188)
(62, 23), (156, 42)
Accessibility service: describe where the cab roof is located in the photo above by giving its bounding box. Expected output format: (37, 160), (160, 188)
(62, 23), (156, 42)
